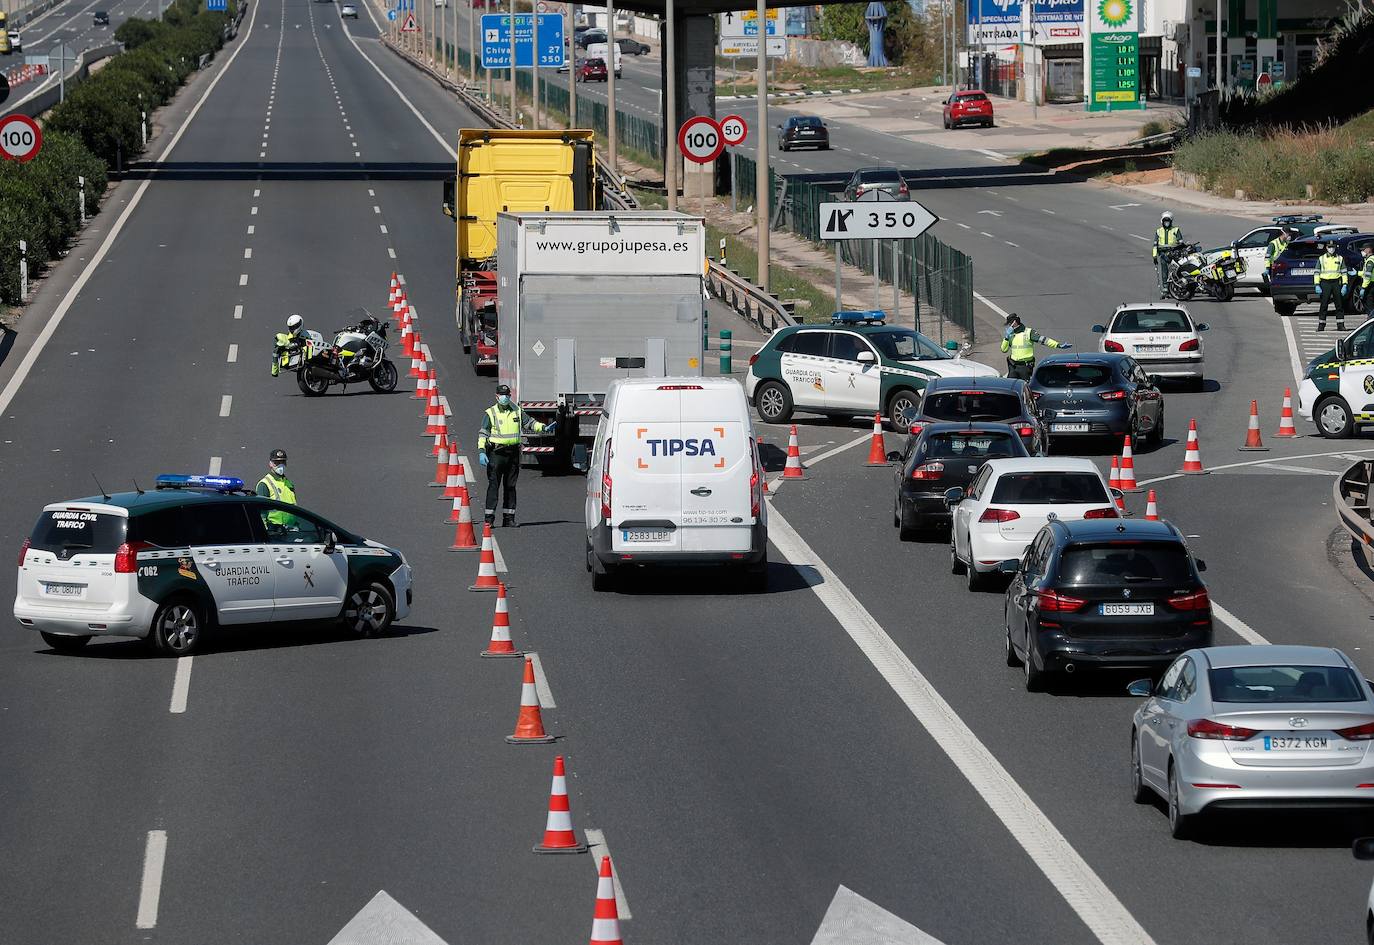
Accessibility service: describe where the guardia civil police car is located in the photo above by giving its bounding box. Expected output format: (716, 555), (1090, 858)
(744, 311), (999, 433)
(1298, 317), (1374, 438)
(14, 475), (413, 655)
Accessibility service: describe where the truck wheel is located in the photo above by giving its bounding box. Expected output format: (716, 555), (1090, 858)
(755, 381), (793, 424)
(1316, 396), (1353, 439)
(1273, 299), (1297, 316)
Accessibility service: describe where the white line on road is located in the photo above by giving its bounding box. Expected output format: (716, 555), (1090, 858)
(1212, 602), (1269, 645)
(491, 535), (507, 572)
(980, 231), (995, 238)
(368, 188), (375, 196)
(254, 188), (261, 197)
(251, 206), (258, 215)
(974, 291), (1013, 320)
(247, 225), (255, 235)
(219, 395), (232, 417)
(584, 829), (633, 919)
(208, 456), (222, 476)
(373, 205), (381, 214)
(977, 149), (1004, 160)
(765, 509), (1156, 945)
(169, 657), (193, 713)
(379, 224), (388, 234)
(1257, 462), (1338, 475)
(135, 830), (168, 929)
(956, 223), (971, 229)
(767, 432), (871, 497)
(1280, 314), (1304, 388)
(227, 344), (238, 363)
(525, 651), (556, 707)
(1040, 208), (1056, 214)
(388, 248), (397, 258)
(1109, 203), (1141, 210)
(1005, 241), (1019, 248)
(233, 304), (243, 320)
(238, 274), (248, 286)
(1138, 446), (1374, 489)
(243, 248), (252, 259)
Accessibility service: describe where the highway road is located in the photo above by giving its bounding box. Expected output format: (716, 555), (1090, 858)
(5, 0), (147, 105)
(5, 2), (1374, 944)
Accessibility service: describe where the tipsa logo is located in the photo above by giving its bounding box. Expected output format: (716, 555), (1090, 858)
(646, 439), (719, 457)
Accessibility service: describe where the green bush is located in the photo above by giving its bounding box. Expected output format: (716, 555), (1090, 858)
(1139, 119), (1168, 137)
(114, 18), (168, 49)
(1174, 122), (1374, 203)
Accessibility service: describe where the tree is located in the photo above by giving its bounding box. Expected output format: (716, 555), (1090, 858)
(818, 3), (869, 53)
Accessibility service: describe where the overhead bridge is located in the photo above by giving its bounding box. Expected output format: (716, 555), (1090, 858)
(116, 161), (456, 182)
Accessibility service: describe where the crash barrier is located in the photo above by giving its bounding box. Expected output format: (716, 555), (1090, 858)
(706, 261), (795, 333)
(4, 43), (123, 119)
(1336, 459), (1374, 576)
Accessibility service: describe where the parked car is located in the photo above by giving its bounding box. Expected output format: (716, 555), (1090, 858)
(777, 115), (829, 152)
(93, 10), (110, 25)
(577, 58), (608, 82)
(843, 166), (910, 201)
(1091, 303), (1208, 388)
(892, 422), (1030, 539)
(1211, 214), (1355, 294)
(1270, 233), (1374, 317)
(905, 376), (1047, 456)
(942, 89), (994, 128)
(1028, 353), (1165, 448)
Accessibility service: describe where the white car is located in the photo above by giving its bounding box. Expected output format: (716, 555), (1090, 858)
(7, 30), (21, 53)
(1354, 837), (1374, 939)
(1217, 217), (1356, 291)
(947, 457), (1120, 591)
(341, 3), (358, 15)
(1091, 302), (1208, 388)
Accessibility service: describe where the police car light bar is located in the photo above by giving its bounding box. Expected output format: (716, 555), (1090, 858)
(832, 309), (886, 325)
(154, 474), (246, 491)
(1272, 214), (1323, 224)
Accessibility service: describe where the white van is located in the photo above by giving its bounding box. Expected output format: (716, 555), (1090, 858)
(584, 41), (622, 77)
(585, 377), (766, 591)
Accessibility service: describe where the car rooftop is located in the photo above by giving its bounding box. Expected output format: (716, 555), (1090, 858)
(918, 421), (1027, 434)
(1114, 302), (1189, 312)
(1037, 352), (1125, 365)
(925, 376), (1024, 392)
(1051, 519), (1182, 541)
(1200, 644), (1349, 670)
(53, 488), (257, 512)
(982, 457), (1098, 473)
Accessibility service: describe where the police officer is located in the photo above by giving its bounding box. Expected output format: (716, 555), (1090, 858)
(1000, 313), (1070, 381)
(477, 385), (555, 528)
(1264, 227), (1297, 290)
(1359, 244), (1374, 316)
(1153, 211), (1183, 298)
(271, 314), (308, 376)
(255, 449), (298, 529)
(1314, 241), (1347, 332)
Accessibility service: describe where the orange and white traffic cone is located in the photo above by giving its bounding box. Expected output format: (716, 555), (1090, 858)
(448, 487), (479, 551)
(1108, 455), (1121, 491)
(1275, 387), (1298, 438)
(533, 756), (587, 853)
(506, 657), (556, 736)
(483, 584), (524, 660)
(587, 856), (623, 945)
(1118, 436), (1140, 492)
(443, 447), (466, 498)
(1180, 419), (1208, 474)
(387, 272), (399, 307)
(427, 409), (448, 443)
(432, 440), (450, 487)
(1239, 399), (1268, 451)
(782, 424), (807, 480)
(864, 414), (889, 466)
(1113, 489), (1128, 517)
(469, 524), (501, 590)
(1144, 489), (1159, 521)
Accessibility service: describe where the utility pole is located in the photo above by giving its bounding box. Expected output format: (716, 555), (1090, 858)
(606, 0), (617, 174)
(755, 0), (769, 293)
(1029, 0), (1037, 118)
(566, 5), (576, 127)
(1215, 0), (1223, 91)
(470, 0), (478, 84)
(509, 1), (518, 121)
(665, 0), (677, 209)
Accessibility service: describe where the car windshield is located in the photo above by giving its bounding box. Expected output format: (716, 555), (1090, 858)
(1209, 665), (1365, 704)
(29, 508), (127, 556)
(1058, 543), (1194, 584)
(868, 329), (948, 361)
(1033, 363), (1113, 387)
(921, 390), (1022, 422)
(860, 169), (903, 183)
(1111, 309), (1191, 333)
(792, 117), (822, 128)
(990, 472), (1107, 504)
(921, 431), (1020, 461)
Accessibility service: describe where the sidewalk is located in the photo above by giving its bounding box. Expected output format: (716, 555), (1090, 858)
(1101, 174), (1374, 228)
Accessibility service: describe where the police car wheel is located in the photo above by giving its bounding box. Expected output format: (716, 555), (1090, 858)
(152, 599), (203, 656)
(343, 582), (394, 637)
(887, 391), (919, 434)
(1316, 397), (1354, 438)
(755, 381), (793, 425)
(40, 631), (90, 653)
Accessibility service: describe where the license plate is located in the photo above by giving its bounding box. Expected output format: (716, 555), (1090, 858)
(1053, 423), (1090, 433)
(622, 529), (670, 543)
(44, 582), (84, 598)
(1135, 344), (1168, 352)
(1292, 268), (1316, 276)
(1100, 602), (1154, 616)
(1263, 735), (1329, 751)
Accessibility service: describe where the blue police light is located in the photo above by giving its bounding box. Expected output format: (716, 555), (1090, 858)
(154, 474), (246, 491)
(831, 309), (886, 325)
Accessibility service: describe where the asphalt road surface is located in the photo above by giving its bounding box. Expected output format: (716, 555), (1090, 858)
(4, 2), (1374, 943)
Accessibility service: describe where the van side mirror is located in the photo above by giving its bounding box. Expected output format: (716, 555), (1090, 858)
(1091, 324), (1106, 333)
(1197, 323), (1210, 331)
(442, 177), (456, 219)
(1127, 678), (1154, 698)
(857, 350), (876, 363)
(1355, 838), (1374, 861)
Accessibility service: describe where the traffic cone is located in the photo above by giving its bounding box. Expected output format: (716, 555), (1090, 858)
(387, 272), (399, 307)
(533, 756), (587, 853)
(483, 585), (524, 661)
(448, 487), (479, 551)
(1179, 419), (1208, 474)
(864, 413), (889, 466)
(1118, 436), (1140, 492)
(427, 410), (448, 442)
(782, 424), (807, 480)
(587, 856), (623, 945)
(1144, 489), (1159, 521)
(1113, 489), (1128, 517)
(1239, 399), (1268, 451)
(1108, 455), (1121, 491)
(506, 658), (556, 737)
(431, 431), (446, 458)
(1275, 388), (1298, 437)
(432, 440), (450, 487)
(443, 455), (466, 498)
(469, 524), (501, 590)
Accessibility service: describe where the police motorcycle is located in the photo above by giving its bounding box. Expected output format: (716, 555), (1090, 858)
(1164, 242), (1245, 303)
(273, 309), (398, 396)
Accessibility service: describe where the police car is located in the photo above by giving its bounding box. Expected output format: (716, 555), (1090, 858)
(14, 475), (413, 655)
(1296, 317), (1374, 438)
(744, 311), (999, 433)
(1214, 215), (1356, 293)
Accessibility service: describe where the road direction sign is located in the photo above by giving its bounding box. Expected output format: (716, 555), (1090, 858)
(818, 200), (938, 241)
(386, 8), (396, 19)
(717, 35), (785, 58)
(399, 11), (418, 32)
(678, 116), (723, 164)
(718, 114), (746, 147)
(0, 114), (42, 163)
(480, 13), (565, 68)
(206, 0), (226, 10)
(719, 8), (777, 37)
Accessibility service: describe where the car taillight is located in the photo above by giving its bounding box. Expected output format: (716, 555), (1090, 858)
(911, 462), (944, 480)
(114, 541), (151, 574)
(1179, 338), (1200, 352)
(979, 508), (1019, 523)
(1099, 389), (1127, 400)
(898, 182), (909, 194)
(17, 537), (30, 567)
(1082, 507), (1120, 519)
(749, 455), (761, 518)
(748, 353), (759, 367)
(1167, 589), (1210, 611)
(1034, 589), (1086, 612)
(1103, 340), (1124, 352)
(1273, 260), (1289, 275)
(1187, 719), (1257, 740)
(906, 423), (923, 437)
(1015, 425), (1035, 437)
(1336, 721), (1374, 741)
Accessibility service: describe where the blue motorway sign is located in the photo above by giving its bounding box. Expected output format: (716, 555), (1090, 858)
(206, 0), (226, 10)
(386, 8), (397, 20)
(480, 13), (565, 69)
(396, 0), (414, 10)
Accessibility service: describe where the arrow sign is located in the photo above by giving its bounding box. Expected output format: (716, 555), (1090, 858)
(810, 886), (947, 945)
(327, 891), (449, 945)
(818, 200), (938, 241)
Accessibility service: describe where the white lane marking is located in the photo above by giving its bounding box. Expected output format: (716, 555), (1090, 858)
(1129, 234), (1149, 242)
(1211, 602), (1269, 645)
(956, 223), (971, 229)
(765, 509), (1156, 945)
(525, 651), (556, 707)
(1005, 241), (1019, 248)
(974, 291), (1013, 320)
(254, 188), (261, 197)
(373, 205), (381, 214)
(368, 188), (375, 196)
(766, 432), (870, 497)
(340, 25), (457, 159)
(459, 455), (476, 486)
(247, 225), (255, 235)
(1258, 462), (1339, 475)
(379, 224), (388, 234)
(980, 231), (995, 238)
(251, 206), (258, 215)
(135, 830), (168, 929)
(1280, 314), (1304, 388)
(233, 304), (243, 320)
(219, 395), (232, 417)
(1109, 203), (1141, 210)
(388, 247), (397, 259)
(208, 456), (222, 476)
(1138, 447), (1374, 488)
(976, 148), (1004, 160)
(169, 657), (193, 713)
(258, 151), (265, 159)
(583, 829), (633, 919)
(1040, 208), (1056, 214)
(977, 210), (1003, 217)
(227, 344), (238, 363)
(239, 274), (248, 286)
(243, 247), (252, 259)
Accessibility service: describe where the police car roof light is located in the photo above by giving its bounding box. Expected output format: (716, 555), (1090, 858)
(154, 474), (246, 492)
(1272, 214), (1322, 224)
(832, 309), (886, 325)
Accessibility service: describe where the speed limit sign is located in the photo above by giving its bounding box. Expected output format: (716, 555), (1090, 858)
(718, 114), (747, 147)
(678, 115), (724, 165)
(0, 114), (42, 163)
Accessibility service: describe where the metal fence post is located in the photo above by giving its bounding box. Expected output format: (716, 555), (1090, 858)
(719, 328), (732, 375)
(893, 238), (899, 323)
(141, 111), (148, 147)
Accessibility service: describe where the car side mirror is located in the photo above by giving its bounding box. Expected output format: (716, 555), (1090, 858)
(996, 559), (1020, 574)
(1127, 678), (1154, 698)
(1356, 838), (1374, 861)
(857, 350), (876, 363)
(324, 531), (337, 554)
(442, 177), (456, 219)
(1197, 323), (1210, 331)
(886, 451), (902, 463)
(1194, 558), (1207, 572)
(1110, 487), (1124, 502)
(943, 487), (965, 506)
(1091, 324), (1106, 333)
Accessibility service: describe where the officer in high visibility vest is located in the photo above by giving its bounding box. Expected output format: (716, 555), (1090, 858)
(1264, 227), (1296, 288)
(255, 448), (298, 529)
(477, 384), (555, 528)
(1359, 244), (1374, 316)
(1153, 211), (1183, 298)
(1314, 241), (1347, 332)
(271, 314), (308, 377)
(1000, 313), (1070, 381)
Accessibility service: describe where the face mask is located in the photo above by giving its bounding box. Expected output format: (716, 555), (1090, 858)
(272, 464), (286, 476)
(497, 395), (511, 407)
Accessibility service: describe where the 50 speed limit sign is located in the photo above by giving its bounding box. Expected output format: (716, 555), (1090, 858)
(0, 114), (42, 163)
(718, 114), (747, 147)
(678, 116), (724, 165)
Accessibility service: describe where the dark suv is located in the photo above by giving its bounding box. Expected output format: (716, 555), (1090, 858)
(777, 116), (829, 152)
(907, 376), (1046, 455)
(1271, 233), (1374, 316)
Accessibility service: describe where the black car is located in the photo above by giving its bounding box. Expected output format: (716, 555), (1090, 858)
(907, 376), (1047, 456)
(576, 28), (605, 48)
(891, 422), (1030, 539)
(1001, 519), (1212, 691)
(777, 116), (829, 152)
(93, 10), (110, 24)
(616, 37), (649, 54)
(1028, 353), (1164, 449)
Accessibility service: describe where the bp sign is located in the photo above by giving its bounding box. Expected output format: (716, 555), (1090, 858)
(1086, 0), (1142, 112)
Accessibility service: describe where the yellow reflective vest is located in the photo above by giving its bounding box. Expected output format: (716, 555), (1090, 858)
(478, 403), (545, 451)
(1153, 226), (1182, 259)
(1000, 328), (1061, 363)
(1316, 252), (1344, 284)
(256, 474), (297, 527)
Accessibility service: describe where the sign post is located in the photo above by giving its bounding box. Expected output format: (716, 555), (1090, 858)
(718, 114), (746, 215)
(818, 198), (938, 322)
(679, 115), (723, 223)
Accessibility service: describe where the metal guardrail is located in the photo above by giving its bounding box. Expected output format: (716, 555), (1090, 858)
(1336, 460), (1374, 564)
(707, 263), (794, 333)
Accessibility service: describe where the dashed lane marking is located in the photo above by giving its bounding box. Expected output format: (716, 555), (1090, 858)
(388, 248), (397, 258)
(233, 305), (243, 320)
(227, 344), (238, 363)
(247, 225), (255, 235)
(1212, 603), (1269, 646)
(239, 274), (248, 286)
(525, 651), (556, 708)
(208, 457), (222, 476)
(251, 206), (258, 215)
(169, 657), (193, 713)
(956, 223), (971, 229)
(1040, 208), (1056, 214)
(219, 395), (232, 418)
(1129, 234), (1149, 241)
(980, 231), (995, 238)
(135, 830), (168, 929)
(584, 829), (633, 919)
(380, 225), (388, 234)
(243, 248), (252, 259)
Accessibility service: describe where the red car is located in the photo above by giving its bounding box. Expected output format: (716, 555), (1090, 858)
(578, 58), (607, 82)
(942, 90), (994, 129)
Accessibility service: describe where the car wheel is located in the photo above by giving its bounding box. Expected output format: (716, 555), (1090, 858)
(40, 631), (90, 654)
(966, 561), (984, 592)
(1023, 638), (1045, 692)
(1167, 763), (1195, 839)
(151, 598), (204, 656)
(342, 581), (395, 637)
(1004, 620), (1020, 667)
(755, 380), (794, 425)
(1273, 299), (1298, 316)
(950, 541), (966, 575)
(1130, 733), (1151, 804)
(886, 389), (920, 434)
(1316, 396), (1353, 438)
(591, 553), (616, 592)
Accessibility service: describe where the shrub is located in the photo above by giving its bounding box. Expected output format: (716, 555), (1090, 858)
(1139, 119), (1168, 137)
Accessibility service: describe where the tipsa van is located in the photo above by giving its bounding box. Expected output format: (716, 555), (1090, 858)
(585, 378), (767, 591)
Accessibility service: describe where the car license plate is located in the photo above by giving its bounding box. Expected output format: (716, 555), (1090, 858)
(44, 582), (84, 598)
(622, 529), (670, 543)
(1053, 423), (1090, 433)
(1135, 344), (1169, 352)
(1263, 735), (1328, 751)
(1292, 268), (1316, 276)
(1100, 602), (1154, 616)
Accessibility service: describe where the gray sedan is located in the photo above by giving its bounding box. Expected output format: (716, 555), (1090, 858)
(1129, 645), (1374, 839)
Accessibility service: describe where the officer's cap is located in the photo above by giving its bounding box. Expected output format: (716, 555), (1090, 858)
(496, 384), (512, 395)
(269, 449), (288, 463)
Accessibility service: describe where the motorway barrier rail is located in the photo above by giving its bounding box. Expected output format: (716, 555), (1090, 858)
(1336, 459), (1374, 571)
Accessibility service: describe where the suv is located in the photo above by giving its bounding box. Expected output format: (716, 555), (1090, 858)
(905, 376), (1046, 455)
(778, 116), (829, 152)
(1270, 233), (1374, 316)
(93, 10), (109, 25)
(14, 474), (413, 655)
(745, 311), (999, 433)
(942, 89), (994, 128)
(1214, 215), (1355, 293)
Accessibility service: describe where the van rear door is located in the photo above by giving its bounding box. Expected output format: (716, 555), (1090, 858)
(18, 505), (128, 612)
(610, 393), (684, 551)
(677, 397), (753, 552)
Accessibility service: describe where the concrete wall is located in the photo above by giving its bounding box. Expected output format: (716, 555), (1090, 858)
(784, 37), (864, 68)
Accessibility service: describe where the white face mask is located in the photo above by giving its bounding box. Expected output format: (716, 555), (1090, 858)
(271, 463), (286, 476)
(497, 395), (511, 407)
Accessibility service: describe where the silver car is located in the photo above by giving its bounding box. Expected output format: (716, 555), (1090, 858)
(1129, 645), (1374, 839)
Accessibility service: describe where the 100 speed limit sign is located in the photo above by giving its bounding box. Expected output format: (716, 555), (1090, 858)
(0, 114), (42, 163)
(678, 116), (724, 164)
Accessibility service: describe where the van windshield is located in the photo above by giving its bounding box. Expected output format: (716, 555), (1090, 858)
(29, 509), (126, 557)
